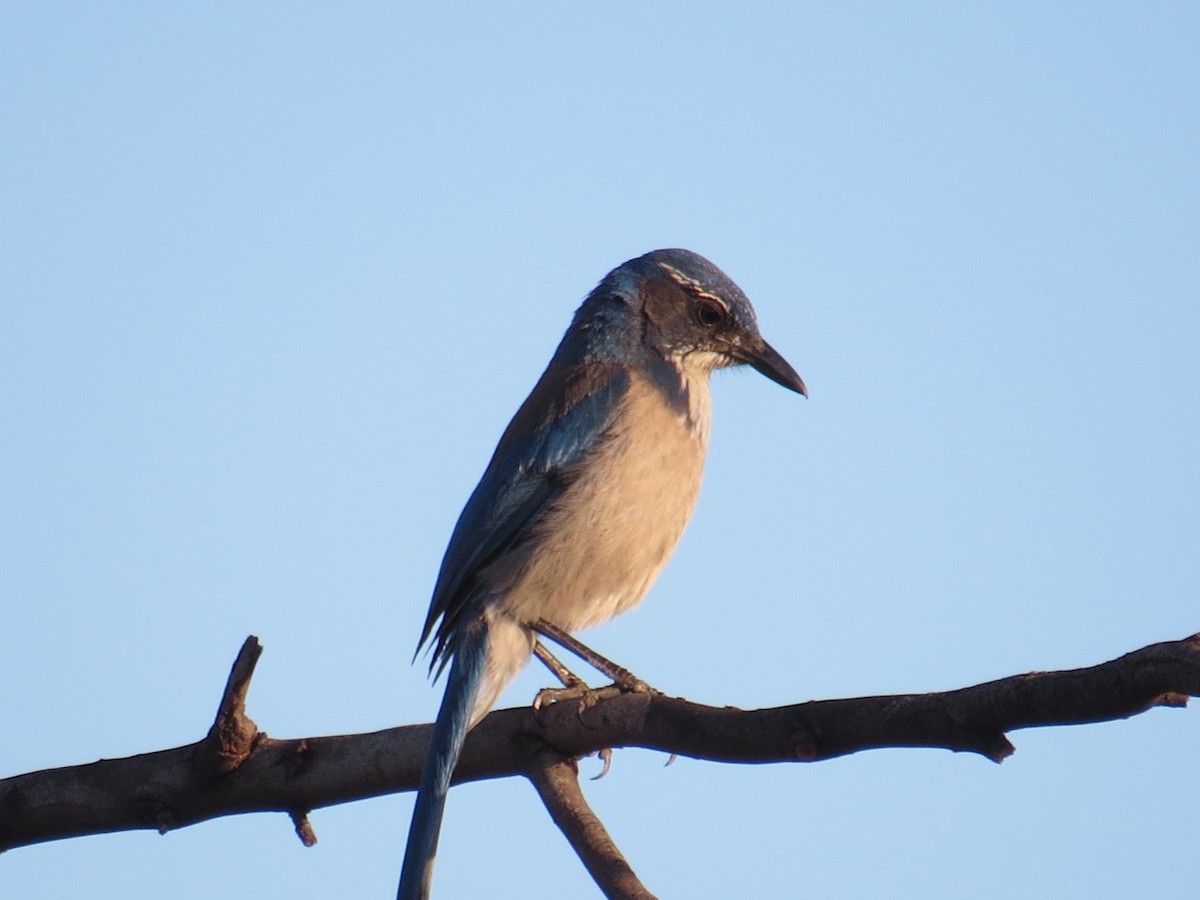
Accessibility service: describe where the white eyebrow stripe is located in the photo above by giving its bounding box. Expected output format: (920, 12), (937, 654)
(657, 262), (730, 312)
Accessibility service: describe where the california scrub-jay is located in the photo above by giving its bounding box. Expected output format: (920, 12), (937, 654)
(398, 248), (806, 899)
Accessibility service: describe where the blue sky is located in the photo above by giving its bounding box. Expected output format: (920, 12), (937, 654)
(2, 4), (1197, 898)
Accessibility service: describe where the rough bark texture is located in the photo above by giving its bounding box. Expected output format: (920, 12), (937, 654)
(2, 633), (1197, 898)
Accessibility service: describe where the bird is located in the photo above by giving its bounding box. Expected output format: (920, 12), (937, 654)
(397, 248), (806, 899)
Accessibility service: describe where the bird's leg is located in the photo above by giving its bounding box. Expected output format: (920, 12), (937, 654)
(532, 640), (588, 689)
(531, 640), (593, 710)
(531, 639), (605, 708)
(533, 619), (654, 694)
(530, 638), (617, 779)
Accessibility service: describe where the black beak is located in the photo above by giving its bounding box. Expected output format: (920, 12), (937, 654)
(737, 336), (808, 397)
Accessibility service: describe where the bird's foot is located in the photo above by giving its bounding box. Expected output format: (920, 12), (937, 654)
(533, 675), (657, 717)
(533, 681), (592, 711)
(532, 677), (660, 780)
(608, 671), (655, 695)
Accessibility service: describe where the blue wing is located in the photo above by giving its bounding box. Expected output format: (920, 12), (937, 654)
(417, 360), (631, 673)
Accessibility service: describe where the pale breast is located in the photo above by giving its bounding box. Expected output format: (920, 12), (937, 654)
(484, 370), (711, 632)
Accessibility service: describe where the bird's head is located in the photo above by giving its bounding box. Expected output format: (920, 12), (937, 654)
(613, 248), (807, 396)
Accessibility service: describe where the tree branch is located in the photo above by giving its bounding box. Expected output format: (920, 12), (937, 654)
(198, 636), (264, 778)
(522, 740), (656, 900)
(2, 633), (1197, 894)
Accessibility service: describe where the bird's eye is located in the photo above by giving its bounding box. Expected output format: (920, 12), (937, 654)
(693, 299), (726, 328)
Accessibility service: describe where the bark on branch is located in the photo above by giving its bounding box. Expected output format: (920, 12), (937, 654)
(2, 633), (1197, 897)
(523, 741), (656, 900)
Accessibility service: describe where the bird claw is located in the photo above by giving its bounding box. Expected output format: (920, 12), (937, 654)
(592, 747), (613, 780)
(534, 682), (611, 725)
(533, 675), (658, 728)
(612, 673), (654, 694)
(534, 682), (591, 711)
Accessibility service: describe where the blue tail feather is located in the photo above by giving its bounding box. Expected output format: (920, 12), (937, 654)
(397, 621), (488, 900)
